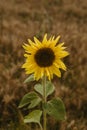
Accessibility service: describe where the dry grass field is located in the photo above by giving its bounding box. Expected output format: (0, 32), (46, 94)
(0, 0), (87, 130)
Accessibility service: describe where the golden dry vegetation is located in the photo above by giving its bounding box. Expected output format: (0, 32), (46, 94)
(0, 0), (87, 130)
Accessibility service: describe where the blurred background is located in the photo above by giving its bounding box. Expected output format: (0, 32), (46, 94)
(0, 0), (87, 130)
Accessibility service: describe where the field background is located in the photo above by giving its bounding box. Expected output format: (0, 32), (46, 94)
(0, 0), (87, 130)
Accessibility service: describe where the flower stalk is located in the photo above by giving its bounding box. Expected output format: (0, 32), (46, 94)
(42, 75), (47, 130)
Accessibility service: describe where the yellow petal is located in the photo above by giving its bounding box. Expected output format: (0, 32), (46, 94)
(53, 35), (60, 46)
(34, 67), (42, 80)
(34, 37), (41, 45)
(28, 39), (35, 45)
(52, 65), (61, 77)
(55, 60), (66, 70)
(45, 68), (51, 80)
(55, 51), (69, 58)
(42, 33), (47, 43)
(23, 43), (36, 54)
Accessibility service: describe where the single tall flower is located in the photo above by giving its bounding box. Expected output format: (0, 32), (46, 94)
(22, 34), (69, 80)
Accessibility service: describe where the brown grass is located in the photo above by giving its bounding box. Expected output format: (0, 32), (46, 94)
(0, 0), (87, 130)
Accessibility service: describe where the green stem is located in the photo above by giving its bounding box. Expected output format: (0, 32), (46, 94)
(42, 75), (47, 130)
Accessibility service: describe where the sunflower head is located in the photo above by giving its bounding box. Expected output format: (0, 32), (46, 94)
(22, 34), (69, 80)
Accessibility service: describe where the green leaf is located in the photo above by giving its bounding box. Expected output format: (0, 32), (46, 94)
(19, 92), (41, 108)
(24, 110), (42, 125)
(34, 81), (55, 97)
(45, 98), (66, 121)
(46, 81), (55, 97)
(24, 74), (34, 83)
(28, 97), (41, 109)
(34, 84), (43, 95)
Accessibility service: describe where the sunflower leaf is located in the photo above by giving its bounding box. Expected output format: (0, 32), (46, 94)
(34, 81), (55, 98)
(24, 74), (34, 83)
(34, 84), (43, 95)
(46, 81), (55, 97)
(28, 96), (42, 109)
(45, 98), (66, 121)
(24, 110), (42, 126)
(18, 92), (41, 108)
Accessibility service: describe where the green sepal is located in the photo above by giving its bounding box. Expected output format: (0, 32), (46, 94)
(24, 110), (42, 126)
(45, 98), (66, 121)
(34, 81), (55, 98)
(18, 92), (41, 109)
(24, 74), (34, 83)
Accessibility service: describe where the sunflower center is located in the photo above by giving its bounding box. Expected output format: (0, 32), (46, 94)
(34, 47), (55, 67)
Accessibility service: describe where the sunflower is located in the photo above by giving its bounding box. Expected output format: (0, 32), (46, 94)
(22, 34), (69, 80)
